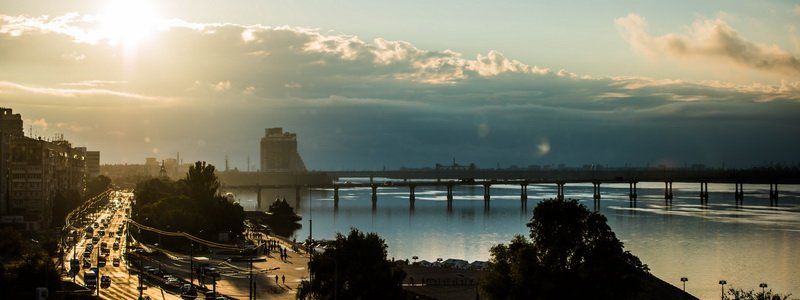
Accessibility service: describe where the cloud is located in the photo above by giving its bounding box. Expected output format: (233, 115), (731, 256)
(616, 13), (800, 76)
(0, 81), (171, 102)
(27, 118), (48, 130)
(1, 13), (799, 168)
(212, 80), (231, 92)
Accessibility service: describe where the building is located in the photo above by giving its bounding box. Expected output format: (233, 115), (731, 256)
(260, 128), (306, 172)
(1, 108), (87, 230)
(1, 108), (24, 216)
(85, 150), (100, 178)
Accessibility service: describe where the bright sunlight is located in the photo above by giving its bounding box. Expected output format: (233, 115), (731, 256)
(98, 0), (159, 47)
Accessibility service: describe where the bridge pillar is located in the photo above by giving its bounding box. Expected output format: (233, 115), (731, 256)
(256, 186), (262, 211)
(700, 181), (709, 203)
(769, 183), (779, 205)
(629, 181), (638, 202)
(295, 186), (302, 208)
(734, 183), (744, 203)
(664, 180), (673, 201)
(333, 186), (340, 209)
(409, 185), (416, 209)
(371, 184), (378, 204)
(446, 184), (454, 210)
(520, 184), (528, 207)
(592, 182), (601, 201)
(556, 183), (565, 200)
(483, 183), (491, 203)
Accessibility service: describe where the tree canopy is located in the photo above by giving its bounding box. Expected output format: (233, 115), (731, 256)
(481, 199), (649, 299)
(132, 161), (244, 244)
(297, 229), (406, 300)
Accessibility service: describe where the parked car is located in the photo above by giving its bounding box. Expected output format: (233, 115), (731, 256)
(112, 257), (120, 267)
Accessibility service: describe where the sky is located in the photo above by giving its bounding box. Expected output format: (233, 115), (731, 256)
(1, 0), (800, 169)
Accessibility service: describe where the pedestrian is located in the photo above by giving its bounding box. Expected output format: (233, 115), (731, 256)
(275, 275), (278, 283)
(282, 275), (285, 285)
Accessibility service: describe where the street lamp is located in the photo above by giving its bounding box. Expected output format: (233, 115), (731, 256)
(759, 283), (768, 296)
(680, 277), (688, 292)
(718, 280), (726, 300)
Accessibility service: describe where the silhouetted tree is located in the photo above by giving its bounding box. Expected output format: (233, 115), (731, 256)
(0, 227), (25, 259)
(0, 227), (60, 298)
(297, 229), (406, 299)
(724, 288), (792, 300)
(133, 177), (175, 209)
(265, 198), (302, 236)
(51, 189), (81, 227)
(183, 161), (220, 202)
(481, 199), (649, 299)
(14, 250), (60, 293)
(133, 161), (244, 245)
(86, 175), (112, 198)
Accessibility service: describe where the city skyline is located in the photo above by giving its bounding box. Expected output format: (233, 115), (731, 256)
(2, 1), (800, 169)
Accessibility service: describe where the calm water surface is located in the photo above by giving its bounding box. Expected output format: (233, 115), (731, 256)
(235, 180), (800, 300)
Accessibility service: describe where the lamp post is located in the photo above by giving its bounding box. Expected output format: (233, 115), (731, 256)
(759, 283), (768, 296)
(718, 280), (726, 300)
(680, 277), (688, 292)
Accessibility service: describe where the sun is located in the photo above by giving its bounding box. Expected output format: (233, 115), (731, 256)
(98, 0), (159, 47)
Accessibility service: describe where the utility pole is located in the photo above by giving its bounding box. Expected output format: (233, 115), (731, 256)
(96, 245), (100, 296)
(189, 242), (194, 287)
(249, 257), (253, 300)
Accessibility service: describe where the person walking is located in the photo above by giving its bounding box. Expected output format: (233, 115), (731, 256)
(275, 275), (278, 284)
(281, 275), (285, 285)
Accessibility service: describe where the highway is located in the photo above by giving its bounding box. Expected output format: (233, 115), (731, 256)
(65, 190), (178, 300)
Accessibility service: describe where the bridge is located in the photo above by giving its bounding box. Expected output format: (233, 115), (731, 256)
(217, 167), (800, 210)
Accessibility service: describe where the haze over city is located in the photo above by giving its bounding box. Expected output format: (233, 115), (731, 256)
(2, 0), (800, 169)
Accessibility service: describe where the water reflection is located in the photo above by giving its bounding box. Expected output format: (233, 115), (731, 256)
(229, 181), (799, 299)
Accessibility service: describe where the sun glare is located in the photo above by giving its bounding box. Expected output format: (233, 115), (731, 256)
(98, 0), (159, 47)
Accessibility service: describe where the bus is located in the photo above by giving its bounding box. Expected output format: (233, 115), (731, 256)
(84, 270), (97, 288)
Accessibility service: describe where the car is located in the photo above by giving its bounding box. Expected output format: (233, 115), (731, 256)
(180, 284), (197, 298)
(98, 256), (106, 267)
(83, 251), (91, 258)
(113, 242), (120, 250)
(165, 277), (181, 288)
(100, 275), (111, 288)
(112, 258), (120, 267)
(83, 259), (91, 268)
(204, 291), (217, 299)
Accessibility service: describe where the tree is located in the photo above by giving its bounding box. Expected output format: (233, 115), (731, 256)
(724, 288), (792, 300)
(86, 175), (112, 198)
(481, 199), (649, 299)
(183, 161), (220, 202)
(132, 161), (244, 245)
(0, 227), (25, 259)
(51, 189), (81, 227)
(297, 229), (406, 299)
(14, 250), (60, 295)
(133, 177), (175, 209)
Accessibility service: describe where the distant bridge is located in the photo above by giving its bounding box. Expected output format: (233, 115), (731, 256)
(218, 168), (800, 210)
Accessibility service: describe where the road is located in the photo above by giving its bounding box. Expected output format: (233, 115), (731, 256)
(64, 190), (178, 300)
(62, 189), (311, 299)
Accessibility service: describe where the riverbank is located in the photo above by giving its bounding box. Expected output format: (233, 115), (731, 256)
(400, 264), (697, 300)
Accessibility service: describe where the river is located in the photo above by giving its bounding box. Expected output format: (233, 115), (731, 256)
(236, 180), (799, 299)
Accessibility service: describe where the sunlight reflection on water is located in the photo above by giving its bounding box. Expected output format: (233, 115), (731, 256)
(234, 181), (799, 299)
